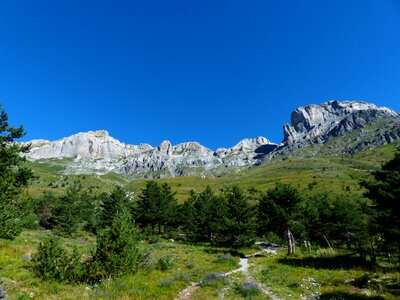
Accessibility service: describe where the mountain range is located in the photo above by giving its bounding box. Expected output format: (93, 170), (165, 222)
(25, 100), (400, 178)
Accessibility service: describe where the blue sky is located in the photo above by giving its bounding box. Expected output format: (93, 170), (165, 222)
(1, 0), (400, 149)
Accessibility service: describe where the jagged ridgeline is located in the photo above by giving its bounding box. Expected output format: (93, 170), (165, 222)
(24, 100), (399, 179)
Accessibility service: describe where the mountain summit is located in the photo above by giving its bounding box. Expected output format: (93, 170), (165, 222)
(25, 101), (399, 178)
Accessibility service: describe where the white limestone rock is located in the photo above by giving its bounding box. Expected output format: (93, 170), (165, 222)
(283, 100), (398, 145)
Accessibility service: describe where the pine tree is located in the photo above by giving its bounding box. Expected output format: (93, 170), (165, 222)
(137, 181), (177, 234)
(0, 103), (33, 239)
(223, 186), (256, 248)
(362, 148), (400, 255)
(182, 186), (227, 243)
(258, 183), (302, 254)
(91, 210), (141, 279)
(98, 186), (133, 229)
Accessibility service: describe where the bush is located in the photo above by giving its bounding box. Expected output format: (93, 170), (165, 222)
(213, 253), (237, 267)
(202, 272), (228, 287)
(156, 254), (174, 271)
(32, 237), (81, 282)
(33, 210), (144, 284)
(234, 281), (261, 298)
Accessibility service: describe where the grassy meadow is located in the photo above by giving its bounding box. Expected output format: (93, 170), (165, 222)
(2, 231), (399, 299)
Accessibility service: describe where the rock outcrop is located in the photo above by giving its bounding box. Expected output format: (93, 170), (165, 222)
(279, 100), (399, 153)
(25, 131), (276, 177)
(24, 100), (399, 178)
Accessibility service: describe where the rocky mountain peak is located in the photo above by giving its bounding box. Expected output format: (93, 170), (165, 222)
(158, 140), (172, 154)
(283, 100), (398, 145)
(88, 130), (109, 138)
(26, 130), (127, 160)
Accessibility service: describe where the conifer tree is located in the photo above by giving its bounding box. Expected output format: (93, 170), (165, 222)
(258, 183), (302, 254)
(362, 148), (400, 255)
(98, 186), (133, 229)
(92, 210), (141, 279)
(223, 186), (256, 248)
(0, 103), (33, 239)
(137, 181), (177, 234)
(183, 186), (227, 243)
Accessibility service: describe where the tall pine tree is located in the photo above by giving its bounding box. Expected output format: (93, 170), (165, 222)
(0, 103), (33, 239)
(137, 181), (177, 234)
(223, 186), (256, 248)
(362, 148), (400, 255)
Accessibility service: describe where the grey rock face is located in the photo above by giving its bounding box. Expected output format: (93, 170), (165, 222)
(281, 100), (399, 151)
(26, 130), (129, 160)
(0, 288), (7, 300)
(25, 131), (276, 177)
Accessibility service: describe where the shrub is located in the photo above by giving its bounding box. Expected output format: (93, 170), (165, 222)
(186, 261), (194, 269)
(234, 281), (261, 298)
(156, 254), (174, 271)
(202, 272), (228, 287)
(32, 237), (81, 282)
(214, 253), (236, 267)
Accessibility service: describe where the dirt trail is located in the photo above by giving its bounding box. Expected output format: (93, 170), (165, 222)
(175, 243), (281, 300)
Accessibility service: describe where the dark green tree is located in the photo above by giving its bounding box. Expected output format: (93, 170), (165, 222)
(222, 186), (256, 248)
(159, 182), (178, 231)
(35, 192), (61, 230)
(258, 183), (302, 254)
(137, 181), (177, 234)
(362, 148), (400, 255)
(0, 103), (34, 239)
(295, 194), (370, 252)
(98, 186), (133, 229)
(33, 237), (82, 282)
(52, 181), (94, 236)
(90, 210), (141, 280)
(258, 183), (302, 237)
(181, 186), (227, 243)
(137, 180), (160, 233)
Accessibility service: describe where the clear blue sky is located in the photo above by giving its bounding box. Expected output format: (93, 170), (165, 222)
(1, 0), (400, 149)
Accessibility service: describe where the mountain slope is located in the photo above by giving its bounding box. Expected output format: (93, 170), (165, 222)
(24, 100), (399, 178)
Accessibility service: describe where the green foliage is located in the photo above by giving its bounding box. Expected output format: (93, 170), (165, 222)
(258, 183), (302, 238)
(362, 148), (400, 254)
(156, 254), (174, 271)
(234, 281), (261, 298)
(0, 103), (34, 239)
(137, 181), (177, 234)
(180, 185), (256, 248)
(98, 186), (133, 230)
(33, 210), (143, 284)
(223, 185), (257, 248)
(294, 194), (370, 248)
(90, 210), (142, 280)
(180, 186), (226, 243)
(32, 237), (82, 282)
(34, 181), (98, 236)
(35, 192), (61, 229)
